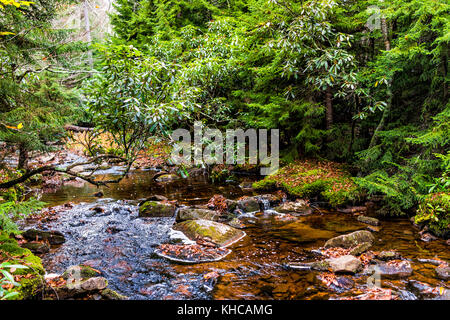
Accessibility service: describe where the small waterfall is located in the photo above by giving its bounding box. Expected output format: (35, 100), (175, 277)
(260, 198), (270, 211)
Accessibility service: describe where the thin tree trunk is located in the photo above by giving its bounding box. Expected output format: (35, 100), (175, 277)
(325, 86), (333, 130)
(368, 17), (391, 150)
(83, 1), (94, 71)
(17, 143), (28, 170)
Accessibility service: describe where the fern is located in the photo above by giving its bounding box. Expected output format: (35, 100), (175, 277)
(0, 199), (45, 234)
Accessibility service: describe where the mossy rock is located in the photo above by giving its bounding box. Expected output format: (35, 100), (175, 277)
(172, 219), (246, 247)
(139, 200), (176, 218)
(176, 207), (221, 222)
(61, 265), (101, 280)
(155, 174), (181, 182)
(101, 288), (128, 300)
(357, 215), (380, 226)
(0, 232), (45, 300)
(324, 230), (374, 249)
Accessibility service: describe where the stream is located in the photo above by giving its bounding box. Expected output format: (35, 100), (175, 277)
(25, 170), (449, 300)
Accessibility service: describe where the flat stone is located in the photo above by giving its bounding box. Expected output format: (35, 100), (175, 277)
(155, 174), (180, 182)
(274, 200), (310, 214)
(377, 260), (413, 279)
(176, 207), (221, 222)
(376, 250), (401, 261)
(324, 230), (374, 249)
(326, 255), (362, 274)
(80, 277), (108, 291)
(357, 215), (380, 226)
(172, 219), (246, 247)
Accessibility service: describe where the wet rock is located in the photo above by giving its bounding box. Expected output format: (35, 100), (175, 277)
(274, 200), (310, 214)
(311, 260), (331, 271)
(337, 206), (367, 214)
(139, 195), (168, 205)
(435, 265), (450, 280)
(237, 197), (260, 212)
(226, 217), (246, 229)
(376, 260), (413, 279)
(324, 230), (374, 249)
(257, 194), (282, 207)
(335, 276), (354, 290)
(326, 255), (362, 274)
(366, 225), (381, 232)
(176, 207), (221, 222)
(139, 201), (176, 218)
(62, 265), (101, 280)
(172, 219), (246, 247)
(93, 191), (104, 197)
(80, 277), (108, 291)
(357, 215), (380, 226)
(348, 242), (372, 256)
(225, 199), (237, 212)
(376, 250), (401, 261)
(420, 232), (437, 242)
(92, 206), (105, 213)
(22, 229), (65, 245)
(155, 174), (180, 182)
(21, 241), (50, 254)
(101, 288), (128, 300)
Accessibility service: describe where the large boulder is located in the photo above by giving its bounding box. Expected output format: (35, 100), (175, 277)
(326, 255), (362, 274)
(22, 229), (65, 245)
(324, 230), (374, 249)
(237, 197), (260, 212)
(172, 219), (246, 247)
(139, 201), (176, 218)
(176, 207), (221, 222)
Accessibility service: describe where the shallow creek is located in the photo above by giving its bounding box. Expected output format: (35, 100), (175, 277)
(28, 170), (449, 300)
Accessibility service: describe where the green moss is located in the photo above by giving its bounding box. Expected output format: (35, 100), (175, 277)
(252, 160), (362, 207)
(252, 179), (277, 190)
(0, 232), (45, 299)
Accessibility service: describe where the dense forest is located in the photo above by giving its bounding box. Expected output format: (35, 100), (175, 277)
(0, 0), (448, 301)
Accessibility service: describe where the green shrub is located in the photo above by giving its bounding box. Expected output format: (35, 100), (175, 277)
(414, 192), (450, 237)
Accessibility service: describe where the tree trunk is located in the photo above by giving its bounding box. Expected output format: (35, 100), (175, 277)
(325, 86), (333, 130)
(18, 143), (28, 170)
(368, 17), (391, 150)
(83, 1), (94, 71)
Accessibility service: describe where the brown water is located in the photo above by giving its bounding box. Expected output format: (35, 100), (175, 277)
(34, 170), (449, 300)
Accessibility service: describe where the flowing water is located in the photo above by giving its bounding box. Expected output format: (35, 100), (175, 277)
(28, 170), (449, 300)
